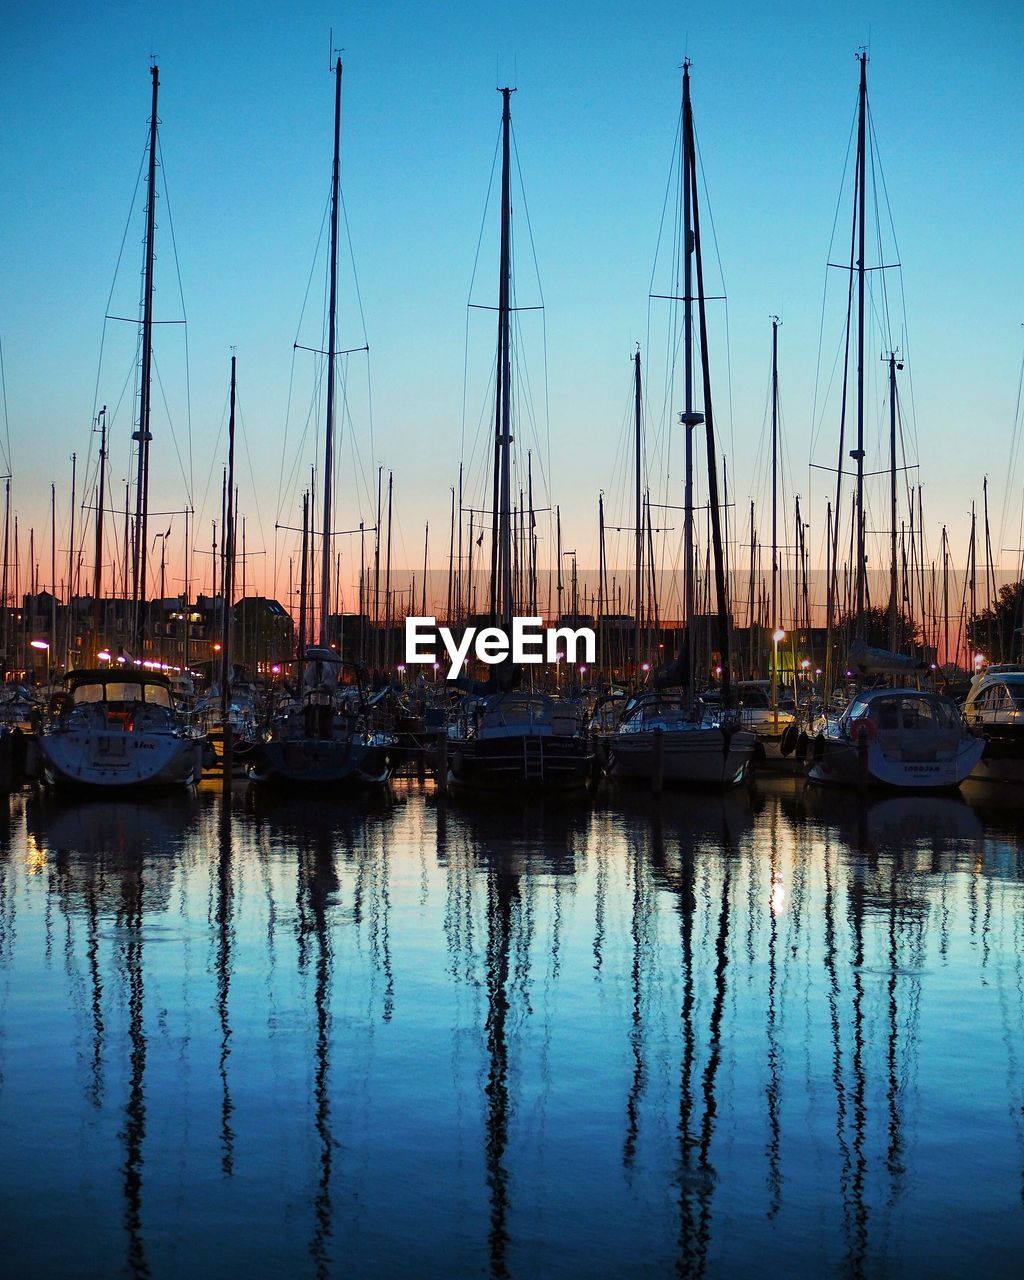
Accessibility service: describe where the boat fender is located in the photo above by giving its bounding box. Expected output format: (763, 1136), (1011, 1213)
(753, 740), (767, 766)
(850, 715), (877, 744)
(720, 720), (737, 758)
(779, 723), (800, 757)
(795, 731), (809, 760)
(813, 733), (825, 762)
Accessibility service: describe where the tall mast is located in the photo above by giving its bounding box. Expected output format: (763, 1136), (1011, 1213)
(384, 471), (393, 667)
(490, 86), (516, 631)
(1, 477), (9, 667)
(854, 51), (868, 637)
(633, 347), (643, 667)
(132, 64), (160, 652)
(887, 350), (901, 649)
(319, 56), (343, 646)
(221, 355), (236, 713)
(684, 62), (732, 706)
(91, 408), (107, 655)
(678, 61), (703, 699)
(183, 505), (190, 671)
(66, 452), (76, 669)
(50, 483), (56, 664)
(373, 464), (382, 666)
(770, 317), (780, 707)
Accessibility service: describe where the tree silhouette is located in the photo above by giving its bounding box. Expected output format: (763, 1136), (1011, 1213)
(837, 605), (921, 651)
(966, 580), (1024, 664)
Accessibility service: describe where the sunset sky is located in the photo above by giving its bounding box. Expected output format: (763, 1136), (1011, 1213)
(2, 0), (1022, 618)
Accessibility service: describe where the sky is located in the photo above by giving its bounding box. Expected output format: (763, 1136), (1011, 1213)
(2, 0), (1022, 619)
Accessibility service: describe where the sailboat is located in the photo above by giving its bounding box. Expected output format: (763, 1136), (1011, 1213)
(37, 66), (203, 793)
(609, 61), (755, 788)
(445, 88), (593, 798)
(805, 55), (982, 790)
(251, 57), (392, 791)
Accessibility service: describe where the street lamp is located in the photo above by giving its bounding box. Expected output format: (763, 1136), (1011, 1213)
(772, 628), (786, 732)
(30, 639), (50, 687)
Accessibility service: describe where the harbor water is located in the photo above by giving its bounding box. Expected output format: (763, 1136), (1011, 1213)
(1, 778), (1023, 1277)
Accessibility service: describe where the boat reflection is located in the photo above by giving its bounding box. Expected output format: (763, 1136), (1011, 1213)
(1, 777), (1022, 1276)
(23, 790), (201, 1279)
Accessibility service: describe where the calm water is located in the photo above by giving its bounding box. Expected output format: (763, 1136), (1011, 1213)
(1, 778), (1023, 1278)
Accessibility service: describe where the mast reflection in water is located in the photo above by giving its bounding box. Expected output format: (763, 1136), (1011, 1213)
(0, 780), (1022, 1277)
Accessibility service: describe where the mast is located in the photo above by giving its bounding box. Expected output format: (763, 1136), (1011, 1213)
(770, 317), (780, 710)
(66, 452), (77, 669)
(887, 350), (901, 649)
(384, 470), (393, 667)
(748, 502), (756, 677)
(491, 86), (516, 631)
(598, 493), (606, 674)
(132, 65), (160, 652)
(50, 483), (56, 666)
(183, 505), (190, 671)
(684, 61), (732, 706)
(319, 56), (343, 647)
(983, 475), (998, 661)
(221, 356), (236, 718)
(1, 477), (9, 669)
(633, 346), (643, 669)
(422, 520), (429, 617)
(941, 525), (949, 672)
(555, 506), (562, 622)
(457, 462), (464, 623)
(446, 490), (455, 623)
(854, 51), (868, 637)
(527, 452), (536, 616)
(91, 408), (107, 657)
(373, 465), (382, 667)
(297, 490), (309, 690)
(678, 62), (703, 700)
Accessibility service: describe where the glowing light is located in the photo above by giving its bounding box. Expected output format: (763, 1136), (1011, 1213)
(771, 876), (786, 916)
(30, 639), (49, 651)
(212, 643), (222, 652)
(270, 664), (281, 675)
(800, 659), (810, 671)
(773, 628), (786, 644)
(97, 650), (111, 662)
(580, 665), (587, 674)
(641, 662), (650, 673)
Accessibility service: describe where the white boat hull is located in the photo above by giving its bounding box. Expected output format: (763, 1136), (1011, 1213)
(611, 726), (756, 787)
(39, 728), (203, 791)
(806, 734), (984, 790)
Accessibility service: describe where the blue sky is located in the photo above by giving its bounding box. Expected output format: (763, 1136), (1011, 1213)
(1, 0), (1022, 611)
